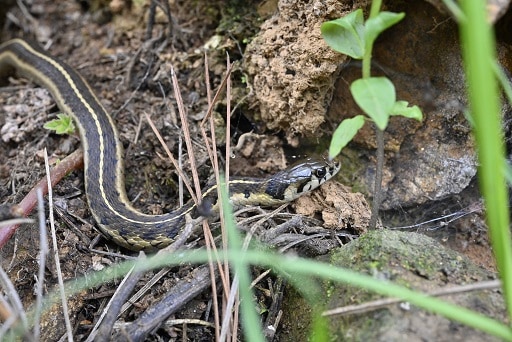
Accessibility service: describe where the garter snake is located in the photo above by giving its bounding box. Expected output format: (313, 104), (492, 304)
(0, 38), (340, 251)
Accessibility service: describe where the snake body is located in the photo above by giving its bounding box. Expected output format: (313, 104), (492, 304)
(0, 38), (340, 251)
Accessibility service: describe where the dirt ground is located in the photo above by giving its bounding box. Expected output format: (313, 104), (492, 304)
(0, 0), (503, 341)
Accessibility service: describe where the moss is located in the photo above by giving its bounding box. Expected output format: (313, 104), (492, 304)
(278, 230), (500, 340)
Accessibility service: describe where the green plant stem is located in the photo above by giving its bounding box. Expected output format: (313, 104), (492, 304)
(364, 0), (385, 229)
(362, 0), (382, 78)
(369, 127), (384, 229)
(369, 0), (382, 18)
(459, 0), (512, 321)
(362, 46), (372, 78)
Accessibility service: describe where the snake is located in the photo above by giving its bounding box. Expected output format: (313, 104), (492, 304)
(0, 38), (340, 251)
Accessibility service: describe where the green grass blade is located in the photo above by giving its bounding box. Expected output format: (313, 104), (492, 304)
(27, 245), (512, 340)
(459, 0), (512, 322)
(218, 175), (265, 342)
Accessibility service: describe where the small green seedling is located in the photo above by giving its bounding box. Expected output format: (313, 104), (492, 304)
(43, 113), (75, 135)
(321, 8), (422, 160)
(321, 5), (423, 229)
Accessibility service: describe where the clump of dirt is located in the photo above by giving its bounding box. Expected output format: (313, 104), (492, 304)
(294, 181), (370, 234)
(243, 0), (354, 145)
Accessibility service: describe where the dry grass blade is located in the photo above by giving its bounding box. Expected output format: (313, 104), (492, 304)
(143, 112), (198, 204)
(169, 66), (203, 200)
(388, 203), (483, 231)
(44, 148), (74, 342)
(221, 54), (238, 342)
(0, 218), (34, 228)
(0, 296), (16, 337)
(91, 254), (144, 342)
(0, 263), (29, 339)
(140, 56), (230, 340)
(0, 186), (52, 341)
(198, 54), (240, 342)
(200, 54), (240, 342)
(32, 188), (48, 341)
(118, 267), (171, 316)
(157, 318), (215, 328)
(201, 51), (222, 341)
(321, 280), (502, 317)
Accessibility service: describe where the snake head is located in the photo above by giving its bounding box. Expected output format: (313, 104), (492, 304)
(265, 158), (341, 202)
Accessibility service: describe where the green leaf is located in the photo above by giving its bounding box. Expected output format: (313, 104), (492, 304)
(321, 9), (365, 59)
(329, 115), (365, 159)
(365, 11), (405, 47)
(390, 101), (423, 121)
(43, 113), (75, 135)
(350, 77), (395, 130)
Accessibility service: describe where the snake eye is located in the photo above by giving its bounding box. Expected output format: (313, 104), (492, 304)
(315, 167), (327, 179)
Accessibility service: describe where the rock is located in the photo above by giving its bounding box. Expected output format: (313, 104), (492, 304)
(279, 230), (505, 341)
